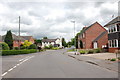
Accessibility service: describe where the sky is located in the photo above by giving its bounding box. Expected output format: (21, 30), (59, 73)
(0, 0), (119, 42)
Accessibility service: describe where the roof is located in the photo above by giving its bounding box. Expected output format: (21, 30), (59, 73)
(21, 36), (32, 40)
(42, 39), (57, 42)
(93, 31), (107, 42)
(104, 16), (120, 27)
(2, 34), (26, 41)
(79, 22), (101, 36)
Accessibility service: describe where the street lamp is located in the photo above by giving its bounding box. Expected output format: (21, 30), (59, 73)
(18, 16), (20, 50)
(71, 20), (76, 54)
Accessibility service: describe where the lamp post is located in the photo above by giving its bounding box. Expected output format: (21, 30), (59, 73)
(71, 21), (76, 54)
(18, 16), (20, 50)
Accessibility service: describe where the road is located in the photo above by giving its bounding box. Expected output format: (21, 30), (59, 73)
(2, 49), (118, 78)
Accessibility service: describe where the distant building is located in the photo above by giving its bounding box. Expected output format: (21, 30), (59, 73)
(41, 38), (62, 48)
(104, 16), (120, 53)
(21, 36), (35, 44)
(2, 34), (35, 48)
(78, 22), (108, 49)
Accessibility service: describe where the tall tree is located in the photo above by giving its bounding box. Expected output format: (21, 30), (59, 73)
(62, 38), (67, 47)
(43, 37), (48, 39)
(34, 39), (42, 45)
(4, 30), (13, 50)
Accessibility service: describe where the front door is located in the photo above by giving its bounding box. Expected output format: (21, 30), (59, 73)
(93, 42), (98, 49)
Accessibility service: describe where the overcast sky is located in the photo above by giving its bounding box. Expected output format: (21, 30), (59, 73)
(0, 0), (119, 42)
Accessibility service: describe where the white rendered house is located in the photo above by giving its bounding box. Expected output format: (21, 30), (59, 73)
(41, 38), (62, 48)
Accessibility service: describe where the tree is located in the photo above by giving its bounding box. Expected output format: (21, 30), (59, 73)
(34, 39), (42, 45)
(28, 44), (37, 49)
(62, 38), (67, 47)
(22, 40), (32, 49)
(0, 42), (10, 50)
(4, 30), (13, 49)
(43, 37), (48, 39)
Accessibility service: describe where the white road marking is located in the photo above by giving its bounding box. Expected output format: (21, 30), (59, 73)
(8, 68), (13, 72)
(19, 56), (30, 62)
(1, 56), (35, 77)
(1, 72), (8, 77)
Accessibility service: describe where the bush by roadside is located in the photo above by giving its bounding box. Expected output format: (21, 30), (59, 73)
(2, 49), (37, 56)
(67, 49), (75, 52)
(94, 48), (101, 53)
(68, 48), (102, 54)
(51, 47), (59, 50)
(0, 42), (10, 50)
(79, 50), (86, 54)
(28, 44), (37, 49)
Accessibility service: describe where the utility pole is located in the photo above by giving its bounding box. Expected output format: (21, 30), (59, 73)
(18, 16), (20, 50)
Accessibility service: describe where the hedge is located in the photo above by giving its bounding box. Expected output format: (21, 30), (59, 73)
(1, 49), (37, 56)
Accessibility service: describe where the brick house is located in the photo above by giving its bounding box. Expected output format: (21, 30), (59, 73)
(104, 16), (120, 53)
(78, 22), (108, 49)
(2, 34), (35, 48)
(21, 36), (35, 44)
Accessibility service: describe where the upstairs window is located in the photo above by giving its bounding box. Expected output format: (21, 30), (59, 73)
(117, 24), (120, 32)
(108, 24), (118, 33)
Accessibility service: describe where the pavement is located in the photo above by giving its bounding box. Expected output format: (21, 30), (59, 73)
(65, 52), (119, 73)
(1, 49), (118, 78)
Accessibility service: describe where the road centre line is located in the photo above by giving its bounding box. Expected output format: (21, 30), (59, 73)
(1, 56), (35, 77)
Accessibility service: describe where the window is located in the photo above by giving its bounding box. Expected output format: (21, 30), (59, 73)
(114, 40), (117, 47)
(108, 24), (119, 33)
(109, 40), (111, 48)
(82, 33), (85, 38)
(109, 39), (118, 48)
(114, 26), (116, 32)
(83, 42), (85, 48)
(117, 24), (120, 31)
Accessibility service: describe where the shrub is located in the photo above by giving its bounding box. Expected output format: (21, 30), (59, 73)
(0, 42), (10, 50)
(118, 57), (120, 60)
(49, 45), (53, 49)
(14, 47), (19, 50)
(2, 49), (37, 56)
(20, 46), (26, 49)
(79, 50), (86, 54)
(94, 48), (101, 53)
(28, 44), (37, 49)
(44, 46), (49, 49)
(88, 50), (94, 54)
(67, 49), (75, 52)
(52, 47), (59, 50)
(110, 58), (116, 61)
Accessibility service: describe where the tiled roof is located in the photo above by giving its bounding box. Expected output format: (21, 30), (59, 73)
(2, 34), (26, 41)
(42, 39), (57, 42)
(104, 16), (120, 27)
(93, 31), (107, 42)
(21, 36), (32, 40)
(79, 22), (100, 36)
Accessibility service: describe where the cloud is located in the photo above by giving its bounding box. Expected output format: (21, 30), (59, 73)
(0, 1), (118, 42)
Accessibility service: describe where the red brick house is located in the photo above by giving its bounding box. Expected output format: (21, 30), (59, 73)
(78, 22), (108, 49)
(21, 36), (35, 44)
(104, 16), (120, 53)
(2, 34), (35, 48)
